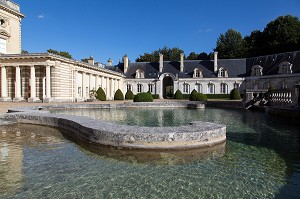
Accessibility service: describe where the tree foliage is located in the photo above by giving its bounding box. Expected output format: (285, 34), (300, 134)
(133, 92), (153, 102)
(174, 89), (183, 99)
(47, 49), (73, 59)
(96, 87), (106, 101)
(114, 89), (124, 100)
(229, 88), (241, 100)
(215, 29), (245, 59)
(186, 52), (210, 60)
(136, 46), (184, 62)
(125, 90), (134, 100)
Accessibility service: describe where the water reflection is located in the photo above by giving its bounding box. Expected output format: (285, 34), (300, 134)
(0, 124), (65, 196)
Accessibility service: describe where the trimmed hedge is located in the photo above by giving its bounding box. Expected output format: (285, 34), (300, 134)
(174, 90), (183, 99)
(133, 92), (153, 102)
(195, 93), (208, 101)
(189, 89), (198, 101)
(229, 89), (241, 100)
(152, 94), (160, 99)
(125, 90), (134, 100)
(96, 87), (106, 101)
(182, 94), (190, 99)
(114, 89), (124, 100)
(206, 94), (230, 99)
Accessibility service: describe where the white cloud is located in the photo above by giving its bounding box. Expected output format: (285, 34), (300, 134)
(198, 28), (213, 33)
(37, 14), (45, 19)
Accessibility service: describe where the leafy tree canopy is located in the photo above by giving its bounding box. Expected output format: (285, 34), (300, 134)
(136, 46), (184, 62)
(47, 49), (73, 59)
(215, 29), (246, 59)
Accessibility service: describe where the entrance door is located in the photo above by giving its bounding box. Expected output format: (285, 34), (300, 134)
(163, 76), (174, 98)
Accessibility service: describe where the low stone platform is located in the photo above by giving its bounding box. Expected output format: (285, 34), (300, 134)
(3, 102), (226, 150)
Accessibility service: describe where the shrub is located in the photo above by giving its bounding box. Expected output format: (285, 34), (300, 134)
(125, 90), (134, 100)
(196, 93), (207, 101)
(189, 89), (198, 101)
(152, 94), (160, 99)
(114, 89), (124, 100)
(96, 87), (106, 101)
(133, 92), (153, 102)
(206, 94), (230, 99)
(174, 89), (183, 99)
(229, 88), (241, 100)
(182, 94), (190, 99)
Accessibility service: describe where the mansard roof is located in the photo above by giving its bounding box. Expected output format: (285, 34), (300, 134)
(245, 51), (300, 76)
(118, 59), (247, 79)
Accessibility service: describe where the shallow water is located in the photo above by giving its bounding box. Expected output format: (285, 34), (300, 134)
(0, 108), (299, 198)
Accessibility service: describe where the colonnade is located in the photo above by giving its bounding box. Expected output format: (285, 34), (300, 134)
(73, 70), (121, 101)
(0, 64), (52, 102)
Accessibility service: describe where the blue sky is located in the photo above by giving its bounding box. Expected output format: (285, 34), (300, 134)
(16, 0), (300, 64)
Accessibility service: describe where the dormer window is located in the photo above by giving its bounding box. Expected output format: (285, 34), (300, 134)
(218, 67), (228, 77)
(135, 69), (145, 79)
(193, 68), (203, 78)
(278, 62), (293, 74)
(251, 65), (263, 76)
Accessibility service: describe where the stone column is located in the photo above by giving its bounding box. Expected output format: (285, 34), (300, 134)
(101, 76), (105, 88)
(44, 65), (52, 102)
(111, 78), (115, 98)
(0, 66), (9, 101)
(106, 77), (110, 100)
(74, 70), (78, 99)
(95, 75), (99, 90)
(28, 65), (38, 102)
(82, 72), (86, 98)
(13, 66), (22, 101)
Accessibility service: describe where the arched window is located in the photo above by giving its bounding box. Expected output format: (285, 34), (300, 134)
(183, 83), (190, 94)
(127, 84), (132, 91)
(220, 83), (228, 94)
(278, 62), (293, 74)
(218, 67), (228, 77)
(207, 83), (215, 94)
(137, 84), (143, 93)
(277, 82), (288, 89)
(251, 65), (263, 76)
(193, 68), (203, 78)
(135, 69), (145, 79)
(195, 83), (202, 93)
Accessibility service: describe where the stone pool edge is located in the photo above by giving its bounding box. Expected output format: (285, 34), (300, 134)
(3, 102), (226, 150)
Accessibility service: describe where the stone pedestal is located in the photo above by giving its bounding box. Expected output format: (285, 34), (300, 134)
(28, 97), (40, 103)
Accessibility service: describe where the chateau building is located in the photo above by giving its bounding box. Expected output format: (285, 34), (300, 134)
(0, 0), (299, 103)
(0, 1), (124, 102)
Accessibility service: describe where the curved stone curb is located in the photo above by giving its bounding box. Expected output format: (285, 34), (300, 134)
(4, 103), (226, 150)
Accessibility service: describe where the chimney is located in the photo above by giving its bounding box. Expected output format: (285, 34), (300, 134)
(214, 52), (218, 72)
(107, 58), (113, 66)
(180, 53), (184, 72)
(159, 53), (163, 73)
(87, 56), (94, 65)
(123, 55), (129, 73)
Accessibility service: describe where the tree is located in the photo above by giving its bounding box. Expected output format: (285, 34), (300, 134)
(262, 15), (300, 54)
(215, 29), (246, 59)
(136, 46), (184, 62)
(244, 30), (264, 57)
(21, 50), (28, 54)
(96, 87), (106, 101)
(186, 52), (198, 60)
(47, 49), (73, 59)
(125, 90), (134, 100)
(197, 52), (210, 60)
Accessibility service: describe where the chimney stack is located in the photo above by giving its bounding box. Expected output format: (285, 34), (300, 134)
(180, 53), (184, 72)
(159, 53), (163, 73)
(87, 56), (94, 65)
(123, 55), (129, 73)
(107, 58), (113, 66)
(214, 52), (218, 72)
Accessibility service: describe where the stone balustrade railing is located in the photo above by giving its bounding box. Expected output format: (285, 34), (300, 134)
(269, 89), (297, 107)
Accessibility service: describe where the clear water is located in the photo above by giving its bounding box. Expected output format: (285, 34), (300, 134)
(0, 108), (299, 198)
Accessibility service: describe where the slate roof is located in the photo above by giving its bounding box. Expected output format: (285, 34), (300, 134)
(116, 51), (300, 78)
(245, 51), (300, 76)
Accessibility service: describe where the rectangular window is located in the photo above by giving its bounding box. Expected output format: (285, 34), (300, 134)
(127, 84), (132, 91)
(78, 87), (82, 96)
(137, 84), (143, 93)
(148, 84), (154, 93)
(0, 38), (6, 54)
(183, 84), (190, 94)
